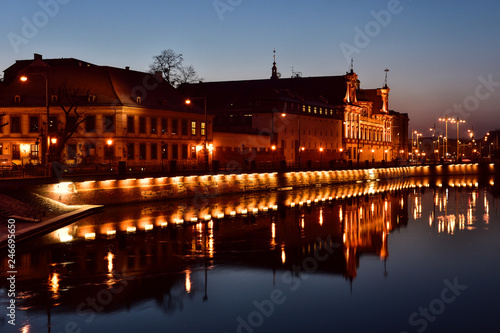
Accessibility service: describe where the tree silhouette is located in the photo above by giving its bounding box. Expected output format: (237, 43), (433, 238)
(51, 85), (87, 163)
(149, 49), (202, 86)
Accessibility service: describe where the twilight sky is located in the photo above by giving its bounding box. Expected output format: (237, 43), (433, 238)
(1, 0), (499, 137)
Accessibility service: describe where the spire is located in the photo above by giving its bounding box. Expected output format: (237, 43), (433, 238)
(350, 58), (354, 74)
(271, 49), (280, 80)
(384, 68), (389, 88)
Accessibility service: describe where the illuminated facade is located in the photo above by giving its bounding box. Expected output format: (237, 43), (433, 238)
(0, 54), (212, 166)
(181, 62), (407, 165)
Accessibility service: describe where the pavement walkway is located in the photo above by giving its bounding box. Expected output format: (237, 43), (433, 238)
(0, 190), (103, 248)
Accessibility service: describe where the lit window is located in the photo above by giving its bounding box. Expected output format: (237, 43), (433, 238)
(201, 122), (206, 136)
(191, 121), (196, 135)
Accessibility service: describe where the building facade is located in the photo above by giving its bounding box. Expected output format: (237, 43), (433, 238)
(0, 54), (212, 168)
(181, 61), (407, 166)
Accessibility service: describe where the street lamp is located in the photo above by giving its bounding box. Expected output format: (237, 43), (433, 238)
(106, 139), (113, 171)
(271, 145), (276, 168)
(20, 72), (49, 168)
(450, 117), (465, 160)
(319, 147), (324, 167)
(439, 116), (453, 160)
(186, 96), (208, 170)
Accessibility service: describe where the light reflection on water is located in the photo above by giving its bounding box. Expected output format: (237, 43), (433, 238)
(1, 175), (499, 333)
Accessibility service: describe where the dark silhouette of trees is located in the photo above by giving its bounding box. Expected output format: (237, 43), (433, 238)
(50, 85), (87, 163)
(149, 49), (202, 87)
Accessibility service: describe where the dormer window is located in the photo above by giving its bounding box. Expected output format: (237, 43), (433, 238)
(14, 95), (21, 103)
(51, 95), (58, 103)
(162, 99), (167, 108)
(136, 97), (142, 104)
(88, 94), (96, 102)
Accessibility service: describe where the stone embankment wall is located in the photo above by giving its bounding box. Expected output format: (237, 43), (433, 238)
(33, 163), (496, 206)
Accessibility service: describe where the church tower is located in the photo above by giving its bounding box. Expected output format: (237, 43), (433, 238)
(271, 49), (280, 80)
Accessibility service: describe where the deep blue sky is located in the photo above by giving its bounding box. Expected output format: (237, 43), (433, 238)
(1, 0), (499, 137)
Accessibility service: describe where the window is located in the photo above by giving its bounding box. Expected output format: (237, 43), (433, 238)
(85, 116), (96, 133)
(151, 143), (157, 160)
(172, 119), (178, 135)
(14, 95), (21, 103)
(191, 121), (197, 135)
(103, 115), (114, 133)
(29, 116), (39, 133)
(10, 116), (20, 133)
(0, 144), (3, 155)
(139, 143), (146, 160)
(161, 143), (168, 159)
(31, 144), (39, 159)
(172, 144), (178, 160)
(104, 143), (114, 159)
(181, 119), (188, 136)
(139, 117), (146, 134)
(67, 116), (77, 131)
(127, 143), (135, 160)
(67, 144), (77, 159)
(12, 144), (20, 159)
(182, 144), (188, 159)
(51, 95), (58, 103)
(151, 118), (157, 134)
(127, 116), (135, 133)
(48, 116), (58, 133)
(201, 122), (206, 136)
(161, 118), (167, 134)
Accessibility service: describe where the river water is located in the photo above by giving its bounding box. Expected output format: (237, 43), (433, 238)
(1, 175), (499, 333)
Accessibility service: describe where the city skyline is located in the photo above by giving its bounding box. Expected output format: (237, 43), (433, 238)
(1, 0), (499, 137)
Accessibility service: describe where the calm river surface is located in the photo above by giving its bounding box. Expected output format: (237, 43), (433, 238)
(1, 175), (499, 333)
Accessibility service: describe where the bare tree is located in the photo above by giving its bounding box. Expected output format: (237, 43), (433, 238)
(179, 64), (203, 84)
(51, 85), (87, 163)
(149, 49), (202, 86)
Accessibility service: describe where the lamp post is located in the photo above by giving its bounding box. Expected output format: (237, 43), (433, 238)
(450, 117), (465, 161)
(20, 71), (49, 169)
(439, 116), (453, 160)
(319, 147), (323, 168)
(186, 96), (208, 170)
(106, 139), (113, 172)
(161, 141), (165, 171)
(271, 145), (276, 168)
(49, 137), (57, 163)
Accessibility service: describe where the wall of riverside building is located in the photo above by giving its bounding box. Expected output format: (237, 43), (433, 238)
(32, 163), (496, 206)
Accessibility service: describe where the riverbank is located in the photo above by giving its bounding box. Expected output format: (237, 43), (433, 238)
(0, 190), (103, 248)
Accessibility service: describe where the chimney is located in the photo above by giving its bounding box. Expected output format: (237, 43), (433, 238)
(155, 71), (163, 80)
(125, 66), (130, 70)
(34, 53), (42, 60)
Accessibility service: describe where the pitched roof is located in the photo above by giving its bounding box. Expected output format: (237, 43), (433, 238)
(180, 75), (349, 112)
(0, 57), (201, 114)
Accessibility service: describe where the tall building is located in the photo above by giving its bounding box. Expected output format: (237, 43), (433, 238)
(0, 54), (212, 168)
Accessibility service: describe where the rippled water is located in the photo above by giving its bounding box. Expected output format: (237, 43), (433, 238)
(1, 176), (499, 333)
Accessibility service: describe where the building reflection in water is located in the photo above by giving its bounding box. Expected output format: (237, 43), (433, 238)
(0, 174), (497, 320)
